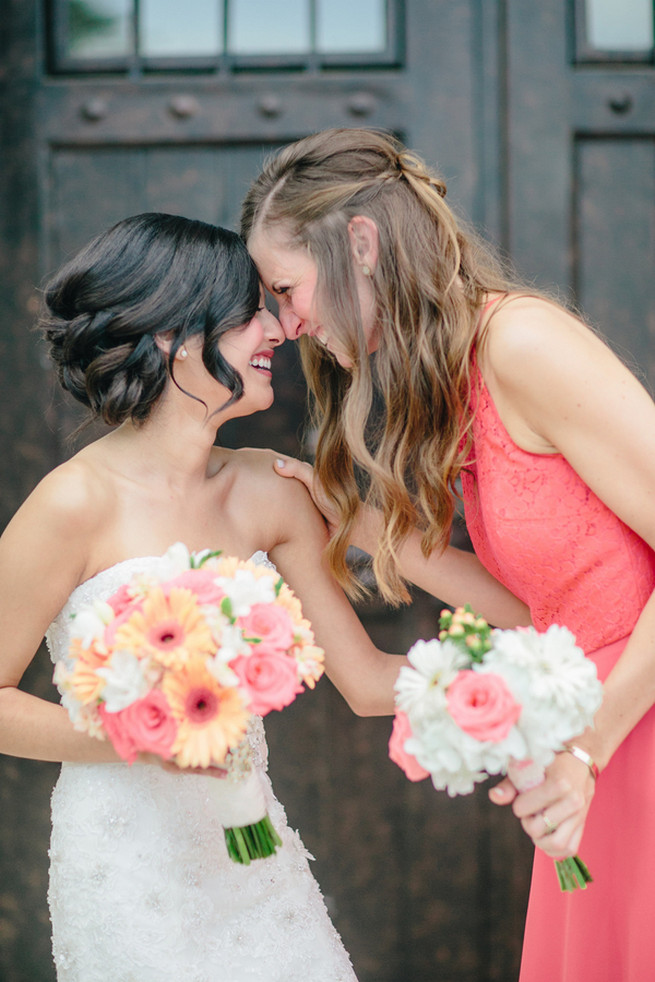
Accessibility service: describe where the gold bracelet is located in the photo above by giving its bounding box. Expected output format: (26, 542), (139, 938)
(564, 744), (599, 781)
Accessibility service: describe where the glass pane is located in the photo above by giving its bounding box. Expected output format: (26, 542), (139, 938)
(139, 0), (222, 57)
(228, 0), (310, 55)
(64, 0), (131, 58)
(317, 0), (386, 53)
(585, 0), (653, 50)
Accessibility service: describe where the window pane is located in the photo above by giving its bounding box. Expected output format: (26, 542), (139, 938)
(228, 0), (310, 55)
(64, 0), (131, 58)
(316, 0), (387, 53)
(585, 0), (653, 50)
(139, 0), (222, 57)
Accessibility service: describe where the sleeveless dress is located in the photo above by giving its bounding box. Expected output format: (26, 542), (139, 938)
(46, 554), (357, 982)
(461, 372), (655, 982)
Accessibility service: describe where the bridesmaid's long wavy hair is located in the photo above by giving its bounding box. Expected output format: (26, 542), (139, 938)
(42, 213), (260, 427)
(241, 128), (520, 604)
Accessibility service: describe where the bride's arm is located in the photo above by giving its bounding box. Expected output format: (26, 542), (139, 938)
(0, 467), (122, 763)
(272, 459), (531, 629)
(266, 469), (406, 717)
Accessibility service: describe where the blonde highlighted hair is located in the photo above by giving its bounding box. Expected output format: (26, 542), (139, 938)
(241, 128), (519, 604)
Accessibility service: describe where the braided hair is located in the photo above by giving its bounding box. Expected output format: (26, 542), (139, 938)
(241, 128), (518, 603)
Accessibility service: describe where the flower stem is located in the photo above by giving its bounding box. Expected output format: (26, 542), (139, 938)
(555, 855), (593, 891)
(224, 816), (283, 865)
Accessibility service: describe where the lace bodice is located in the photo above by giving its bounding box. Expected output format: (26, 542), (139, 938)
(461, 373), (655, 653)
(46, 551), (356, 982)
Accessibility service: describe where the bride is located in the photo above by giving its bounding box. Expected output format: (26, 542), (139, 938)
(0, 213), (403, 981)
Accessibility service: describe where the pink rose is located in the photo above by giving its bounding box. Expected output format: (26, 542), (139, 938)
(239, 604), (294, 653)
(107, 583), (137, 617)
(99, 690), (178, 764)
(388, 711), (430, 782)
(231, 651), (302, 716)
(446, 670), (521, 743)
(162, 569), (225, 606)
(104, 586), (143, 646)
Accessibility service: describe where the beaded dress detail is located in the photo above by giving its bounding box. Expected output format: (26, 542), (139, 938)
(461, 369), (655, 982)
(46, 554), (356, 982)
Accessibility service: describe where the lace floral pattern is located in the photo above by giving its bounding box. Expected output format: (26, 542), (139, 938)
(47, 554), (356, 982)
(461, 375), (655, 658)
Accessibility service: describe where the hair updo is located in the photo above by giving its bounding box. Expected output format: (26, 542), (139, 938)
(42, 212), (261, 425)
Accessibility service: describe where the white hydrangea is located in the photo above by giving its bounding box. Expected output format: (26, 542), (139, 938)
(69, 600), (114, 647)
(215, 568), (276, 617)
(205, 624), (249, 687)
(158, 542), (193, 579)
(95, 650), (150, 712)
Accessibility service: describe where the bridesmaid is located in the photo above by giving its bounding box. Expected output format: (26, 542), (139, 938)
(241, 127), (655, 982)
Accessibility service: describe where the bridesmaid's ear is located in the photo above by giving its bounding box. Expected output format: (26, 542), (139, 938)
(347, 215), (379, 275)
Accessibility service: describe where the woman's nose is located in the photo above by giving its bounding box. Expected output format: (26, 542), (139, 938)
(278, 307), (305, 340)
(262, 308), (285, 346)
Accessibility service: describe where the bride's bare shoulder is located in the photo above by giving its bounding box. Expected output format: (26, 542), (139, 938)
(226, 447), (317, 515)
(18, 453), (113, 536)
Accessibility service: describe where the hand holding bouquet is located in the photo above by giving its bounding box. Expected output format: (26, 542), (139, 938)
(389, 606), (603, 891)
(54, 543), (325, 864)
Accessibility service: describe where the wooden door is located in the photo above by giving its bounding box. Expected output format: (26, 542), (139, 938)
(506, 0), (655, 385)
(10, 2), (652, 980)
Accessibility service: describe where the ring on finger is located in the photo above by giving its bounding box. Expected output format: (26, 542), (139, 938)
(542, 812), (557, 835)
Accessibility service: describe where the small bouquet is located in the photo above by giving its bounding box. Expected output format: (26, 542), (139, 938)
(389, 606), (603, 891)
(54, 543), (324, 864)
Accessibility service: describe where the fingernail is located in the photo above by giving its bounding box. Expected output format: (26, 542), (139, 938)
(275, 458), (286, 468)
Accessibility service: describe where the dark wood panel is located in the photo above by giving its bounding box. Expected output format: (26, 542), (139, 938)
(575, 137), (655, 388)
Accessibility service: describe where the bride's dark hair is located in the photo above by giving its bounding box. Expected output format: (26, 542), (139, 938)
(42, 212), (261, 425)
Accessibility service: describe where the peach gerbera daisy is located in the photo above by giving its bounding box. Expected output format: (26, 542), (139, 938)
(70, 638), (110, 704)
(275, 583), (303, 621)
(162, 656), (250, 768)
(114, 586), (214, 669)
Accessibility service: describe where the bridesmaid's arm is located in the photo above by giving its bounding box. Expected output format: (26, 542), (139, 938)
(266, 469), (406, 717)
(273, 458), (531, 629)
(482, 297), (655, 859)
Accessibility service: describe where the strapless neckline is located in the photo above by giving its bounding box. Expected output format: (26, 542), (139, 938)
(68, 549), (271, 604)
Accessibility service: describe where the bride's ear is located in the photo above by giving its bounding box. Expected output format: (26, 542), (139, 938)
(154, 332), (188, 361)
(347, 215), (379, 275)
(154, 332), (173, 356)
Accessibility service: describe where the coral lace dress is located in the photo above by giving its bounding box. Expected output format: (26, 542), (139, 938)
(461, 370), (655, 982)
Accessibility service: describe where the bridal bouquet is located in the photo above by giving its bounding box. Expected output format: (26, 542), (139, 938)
(389, 606), (603, 891)
(54, 543), (324, 864)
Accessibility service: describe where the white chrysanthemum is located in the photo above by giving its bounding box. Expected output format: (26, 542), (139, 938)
(487, 625), (602, 753)
(395, 639), (469, 718)
(215, 568), (276, 617)
(96, 650), (150, 712)
(490, 625), (601, 710)
(69, 600), (114, 647)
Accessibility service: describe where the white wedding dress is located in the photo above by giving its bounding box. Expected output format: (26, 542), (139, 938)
(46, 554), (357, 982)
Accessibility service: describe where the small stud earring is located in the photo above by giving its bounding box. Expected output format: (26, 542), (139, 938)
(362, 264), (372, 276)
(179, 346), (188, 360)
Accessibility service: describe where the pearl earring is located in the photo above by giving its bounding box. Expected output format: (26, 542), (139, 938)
(362, 264), (372, 276)
(179, 347), (188, 360)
